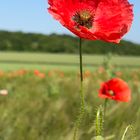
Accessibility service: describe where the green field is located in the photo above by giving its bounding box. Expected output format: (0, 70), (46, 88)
(0, 52), (139, 140)
(0, 52), (140, 71)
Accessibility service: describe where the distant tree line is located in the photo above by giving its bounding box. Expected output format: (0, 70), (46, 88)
(0, 30), (140, 56)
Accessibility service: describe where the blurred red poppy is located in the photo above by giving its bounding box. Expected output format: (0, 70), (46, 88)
(99, 78), (131, 102)
(34, 70), (46, 78)
(48, 0), (133, 43)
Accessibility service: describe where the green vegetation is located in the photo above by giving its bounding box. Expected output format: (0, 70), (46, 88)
(0, 30), (140, 55)
(0, 36), (139, 139)
(0, 68), (139, 140)
(0, 52), (140, 71)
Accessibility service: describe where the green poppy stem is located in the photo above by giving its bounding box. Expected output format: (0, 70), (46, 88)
(79, 38), (83, 82)
(103, 98), (108, 136)
(73, 38), (85, 140)
(79, 38), (85, 118)
(104, 99), (108, 117)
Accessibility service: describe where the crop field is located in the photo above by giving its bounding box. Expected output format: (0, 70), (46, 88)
(0, 52), (140, 71)
(0, 52), (139, 140)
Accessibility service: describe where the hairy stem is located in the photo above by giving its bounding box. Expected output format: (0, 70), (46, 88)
(73, 38), (85, 140)
(95, 106), (104, 136)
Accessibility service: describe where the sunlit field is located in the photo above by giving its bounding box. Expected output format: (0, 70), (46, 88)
(0, 52), (140, 139)
(0, 52), (140, 71)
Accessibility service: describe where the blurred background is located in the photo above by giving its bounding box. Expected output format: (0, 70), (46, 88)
(0, 0), (140, 70)
(0, 0), (140, 140)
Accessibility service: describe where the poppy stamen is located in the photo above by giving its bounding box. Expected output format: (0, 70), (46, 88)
(72, 10), (93, 29)
(109, 90), (115, 96)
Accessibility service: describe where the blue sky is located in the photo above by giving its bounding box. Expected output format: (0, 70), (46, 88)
(0, 0), (139, 44)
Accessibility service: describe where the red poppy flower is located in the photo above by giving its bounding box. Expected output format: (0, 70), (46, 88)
(99, 78), (131, 102)
(34, 70), (46, 78)
(48, 0), (133, 43)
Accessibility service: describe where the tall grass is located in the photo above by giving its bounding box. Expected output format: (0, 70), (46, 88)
(0, 68), (139, 139)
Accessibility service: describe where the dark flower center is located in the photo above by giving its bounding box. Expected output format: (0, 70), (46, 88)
(72, 10), (93, 29)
